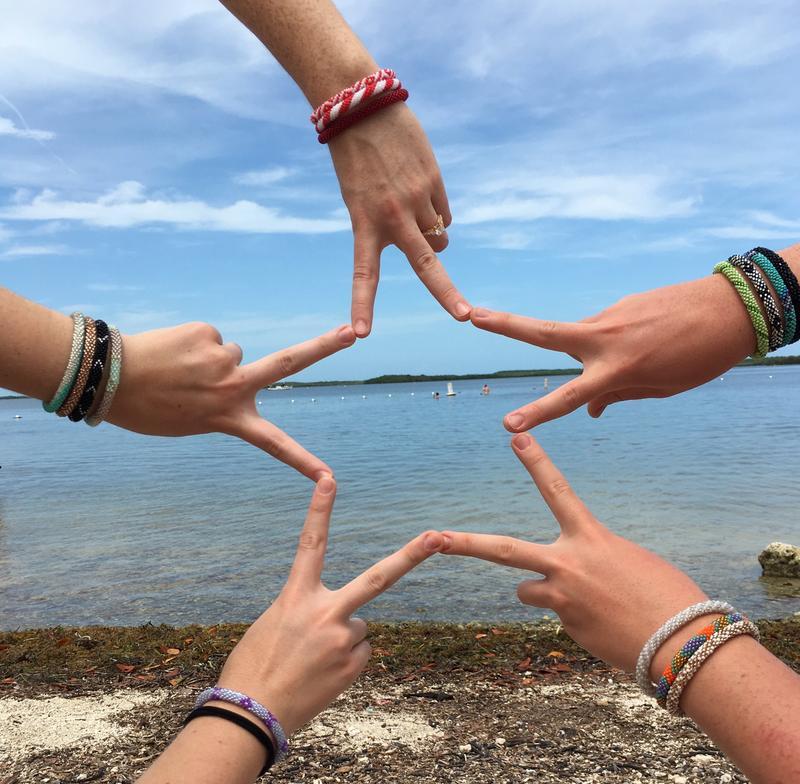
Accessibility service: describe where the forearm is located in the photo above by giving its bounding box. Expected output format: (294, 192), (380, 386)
(219, 0), (378, 106)
(0, 287), (72, 401)
(652, 622), (800, 783)
(137, 716), (264, 784)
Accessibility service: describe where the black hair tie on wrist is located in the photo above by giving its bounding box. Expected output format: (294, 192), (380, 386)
(184, 705), (275, 775)
(69, 319), (111, 422)
(754, 246), (800, 344)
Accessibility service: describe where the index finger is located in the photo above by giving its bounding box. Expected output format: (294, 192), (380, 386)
(234, 415), (332, 481)
(471, 307), (590, 354)
(243, 325), (356, 388)
(397, 230), (471, 321)
(335, 530), (443, 615)
(511, 433), (593, 535)
(438, 531), (553, 573)
(288, 476), (336, 586)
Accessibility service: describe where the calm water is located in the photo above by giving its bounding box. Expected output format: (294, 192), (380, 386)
(1, 367), (799, 629)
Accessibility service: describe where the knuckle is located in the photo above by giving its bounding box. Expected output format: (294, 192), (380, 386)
(277, 352), (295, 376)
(298, 531), (322, 551)
(543, 320), (558, 335)
(365, 569), (387, 593)
(412, 250), (439, 274)
(495, 538), (517, 564)
(549, 477), (573, 498)
(562, 384), (581, 407)
(352, 263), (378, 284)
(379, 197), (404, 225)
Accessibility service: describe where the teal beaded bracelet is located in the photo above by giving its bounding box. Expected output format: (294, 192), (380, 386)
(748, 250), (796, 347)
(43, 312), (85, 413)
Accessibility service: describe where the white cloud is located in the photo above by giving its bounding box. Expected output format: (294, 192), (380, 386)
(233, 167), (293, 186)
(0, 223), (12, 243)
(1, 181), (350, 235)
(456, 174), (695, 224)
(0, 116), (55, 141)
(705, 210), (800, 240)
(87, 283), (143, 293)
(1, 243), (67, 257)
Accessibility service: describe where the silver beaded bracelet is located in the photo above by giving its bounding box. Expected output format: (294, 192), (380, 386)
(85, 326), (123, 427)
(635, 599), (735, 696)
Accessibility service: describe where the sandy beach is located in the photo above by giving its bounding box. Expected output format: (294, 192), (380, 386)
(2, 619), (798, 783)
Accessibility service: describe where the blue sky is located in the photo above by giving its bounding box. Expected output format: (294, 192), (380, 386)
(2, 0), (800, 380)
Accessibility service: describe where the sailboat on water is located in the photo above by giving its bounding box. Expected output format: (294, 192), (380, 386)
(446, 381), (457, 397)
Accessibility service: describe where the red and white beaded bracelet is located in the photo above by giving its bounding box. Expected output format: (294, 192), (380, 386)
(311, 68), (405, 141)
(310, 68), (396, 127)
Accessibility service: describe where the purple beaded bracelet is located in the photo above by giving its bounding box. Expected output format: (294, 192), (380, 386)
(195, 686), (288, 761)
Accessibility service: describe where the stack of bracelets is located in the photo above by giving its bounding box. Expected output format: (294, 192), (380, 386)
(186, 686), (289, 774)
(714, 246), (800, 358)
(41, 312), (123, 426)
(311, 67), (408, 144)
(636, 600), (760, 716)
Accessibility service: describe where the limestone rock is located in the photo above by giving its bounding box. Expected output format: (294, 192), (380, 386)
(758, 542), (800, 577)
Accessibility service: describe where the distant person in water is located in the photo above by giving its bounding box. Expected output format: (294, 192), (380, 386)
(482, 384), (490, 395)
(433, 391), (440, 399)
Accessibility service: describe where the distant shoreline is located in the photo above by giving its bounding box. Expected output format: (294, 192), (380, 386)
(3, 356), (799, 398)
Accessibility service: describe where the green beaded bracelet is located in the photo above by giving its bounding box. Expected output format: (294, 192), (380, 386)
(43, 312), (85, 413)
(713, 261), (770, 358)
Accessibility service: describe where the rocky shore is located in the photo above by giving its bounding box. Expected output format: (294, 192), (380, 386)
(1, 619), (798, 783)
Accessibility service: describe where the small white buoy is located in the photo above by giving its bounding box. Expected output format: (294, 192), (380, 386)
(341, 396), (345, 400)
(14, 414), (22, 419)
(362, 394), (367, 399)
(411, 392), (415, 396)
(769, 375), (773, 379)
(720, 377), (724, 381)
(257, 401), (262, 405)
(291, 399), (295, 403)
(311, 398), (317, 403)
(387, 393), (392, 398)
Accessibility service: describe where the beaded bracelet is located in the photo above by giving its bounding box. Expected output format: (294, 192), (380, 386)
(754, 247), (800, 344)
(314, 73), (402, 133)
(635, 600), (735, 696)
(318, 88), (409, 144)
(665, 618), (760, 716)
(69, 319), (111, 422)
(58, 316), (97, 417)
(747, 250), (796, 347)
(713, 262), (769, 357)
(655, 612), (744, 705)
(310, 68), (396, 126)
(729, 254), (784, 351)
(195, 686), (288, 762)
(86, 326), (123, 427)
(43, 313), (85, 413)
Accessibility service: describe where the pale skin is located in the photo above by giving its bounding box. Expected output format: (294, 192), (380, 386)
(440, 434), (800, 784)
(469, 243), (800, 431)
(219, 0), (471, 337)
(0, 287), (356, 479)
(137, 477), (444, 783)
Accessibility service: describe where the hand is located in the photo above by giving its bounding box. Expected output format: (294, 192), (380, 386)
(440, 434), (708, 672)
(108, 323), (356, 479)
(327, 103), (471, 336)
(214, 476), (444, 735)
(471, 273), (756, 431)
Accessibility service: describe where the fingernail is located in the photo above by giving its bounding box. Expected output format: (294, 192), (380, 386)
(354, 319), (369, 337)
(472, 307), (490, 319)
(423, 532), (442, 551)
(338, 325), (355, 342)
(318, 476), (335, 494)
(506, 413), (525, 431)
(512, 433), (533, 450)
(454, 301), (471, 318)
